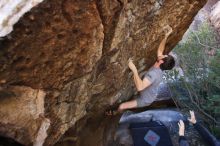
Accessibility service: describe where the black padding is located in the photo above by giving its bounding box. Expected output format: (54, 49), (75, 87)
(130, 121), (173, 146)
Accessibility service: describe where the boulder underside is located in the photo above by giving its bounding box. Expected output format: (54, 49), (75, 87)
(0, 0), (207, 145)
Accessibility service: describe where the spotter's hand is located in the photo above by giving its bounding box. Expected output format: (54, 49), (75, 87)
(178, 120), (185, 136)
(188, 110), (197, 124)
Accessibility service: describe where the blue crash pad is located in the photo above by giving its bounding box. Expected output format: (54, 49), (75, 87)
(130, 121), (173, 146)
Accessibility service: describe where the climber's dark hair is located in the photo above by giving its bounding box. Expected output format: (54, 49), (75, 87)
(160, 55), (175, 70)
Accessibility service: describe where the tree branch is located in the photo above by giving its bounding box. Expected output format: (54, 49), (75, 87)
(183, 81), (220, 124)
(192, 31), (217, 50)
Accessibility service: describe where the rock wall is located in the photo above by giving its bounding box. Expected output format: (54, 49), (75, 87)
(0, 0), (207, 145)
(0, 86), (50, 145)
(181, 0), (218, 41)
(210, 1), (220, 35)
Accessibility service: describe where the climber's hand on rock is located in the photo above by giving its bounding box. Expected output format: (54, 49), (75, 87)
(128, 58), (137, 73)
(164, 25), (173, 37)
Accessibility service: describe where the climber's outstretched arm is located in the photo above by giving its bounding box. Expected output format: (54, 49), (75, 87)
(157, 26), (173, 58)
(128, 59), (152, 91)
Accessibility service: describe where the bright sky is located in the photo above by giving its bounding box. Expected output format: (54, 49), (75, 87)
(0, 0), (43, 37)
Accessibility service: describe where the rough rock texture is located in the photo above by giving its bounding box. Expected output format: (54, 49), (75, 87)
(0, 86), (50, 145)
(0, 0), (207, 145)
(182, 0), (218, 41)
(210, 1), (220, 34)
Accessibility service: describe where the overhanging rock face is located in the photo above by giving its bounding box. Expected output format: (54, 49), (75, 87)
(0, 0), (207, 145)
(210, 1), (220, 34)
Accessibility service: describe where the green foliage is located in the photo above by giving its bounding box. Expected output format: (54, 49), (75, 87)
(209, 49), (220, 89)
(166, 23), (220, 137)
(210, 125), (220, 138)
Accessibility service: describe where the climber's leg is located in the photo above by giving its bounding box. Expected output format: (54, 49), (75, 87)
(118, 99), (138, 111)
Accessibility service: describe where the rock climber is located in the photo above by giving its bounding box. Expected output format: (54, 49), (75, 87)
(115, 25), (175, 112)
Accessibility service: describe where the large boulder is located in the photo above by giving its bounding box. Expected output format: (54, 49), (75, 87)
(0, 0), (207, 145)
(210, 1), (220, 34)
